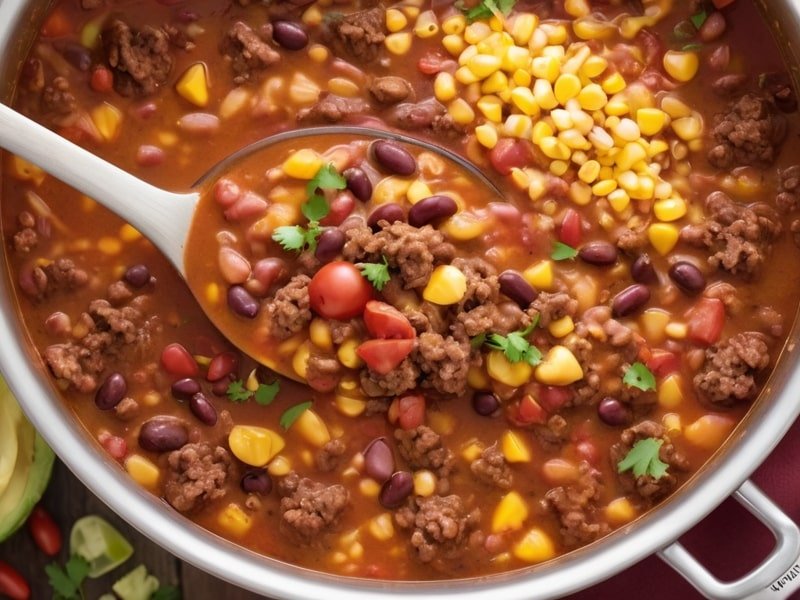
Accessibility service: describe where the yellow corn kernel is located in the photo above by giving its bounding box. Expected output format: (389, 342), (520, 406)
(461, 440), (485, 463)
(91, 103), (123, 141)
(508, 87), (538, 117)
(661, 95), (692, 119)
(666, 322), (688, 339)
(414, 10), (440, 39)
(349, 541), (364, 560)
(442, 14), (466, 35)
(501, 430), (532, 463)
(443, 211), (486, 241)
(663, 413), (682, 436)
(385, 32), (412, 55)
(654, 197), (687, 222)
(554, 73), (581, 105)
(307, 44), (329, 63)
(533, 79), (558, 111)
(268, 455), (292, 476)
(359, 478), (381, 498)
(615, 142), (648, 171)
(523, 260), (554, 290)
(510, 13), (538, 45)
(671, 116), (703, 141)
(487, 351), (533, 388)
(531, 121), (555, 144)
(385, 8), (408, 32)
(372, 176), (411, 204)
(293, 408), (330, 448)
(218, 503), (252, 536)
(513, 528), (556, 563)
(369, 513), (395, 541)
(309, 318), (333, 351)
(141, 391), (161, 407)
(648, 223), (680, 256)
(684, 415), (736, 450)
(283, 149), (323, 180)
(288, 72), (320, 104)
(464, 21), (492, 44)
(636, 107), (666, 136)
(10, 155), (45, 185)
(550, 160), (569, 177)
(335, 338), (362, 370)
(467, 367), (490, 392)
(448, 98), (476, 125)
(581, 55), (608, 78)
(204, 283), (221, 305)
(577, 160), (600, 184)
(467, 53), (502, 79)
(441, 34), (466, 56)
(535, 346), (583, 386)
(663, 50), (699, 83)
(474, 124), (499, 150)
(602, 72), (627, 94)
(176, 62), (209, 107)
(118, 224), (140, 243)
(334, 395), (366, 418)
(550, 108), (573, 131)
(292, 341), (311, 379)
(505, 114), (533, 139)
(530, 56), (559, 83)
(413, 470), (437, 497)
(474, 94), (502, 122)
(244, 368), (259, 392)
(492, 491), (529, 533)
(433, 72), (457, 103)
(423, 265), (467, 305)
(301, 4), (322, 25)
(569, 181), (592, 206)
(577, 83), (608, 112)
(125, 455), (160, 488)
(592, 179), (617, 197)
(548, 316), (575, 338)
(640, 309), (669, 344)
(404, 180), (430, 205)
(540, 137), (571, 161)
(502, 45), (531, 72)
(605, 497), (636, 525)
(278, 334), (305, 357)
(659, 375), (684, 409)
(229, 425), (285, 467)
(648, 140), (670, 158)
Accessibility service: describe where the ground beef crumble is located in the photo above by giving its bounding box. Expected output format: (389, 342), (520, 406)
(543, 462), (609, 546)
(360, 357), (420, 398)
(164, 443), (232, 512)
(776, 165), (800, 213)
(278, 472), (349, 540)
(28, 258), (89, 300)
(395, 425), (454, 480)
(13, 213), (39, 254)
(221, 21), (280, 84)
(531, 292), (578, 327)
(315, 438), (347, 472)
(369, 76), (414, 104)
(297, 92), (369, 124)
(415, 332), (471, 396)
(264, 274), (312, 340)
(41, 76), (77, 125)
(328, 7), (386, 63)
(470, 443), (512, 489)
(387, 98), (465, 138)
(103, 19), (173, 96)
(694, 331), (770, 404)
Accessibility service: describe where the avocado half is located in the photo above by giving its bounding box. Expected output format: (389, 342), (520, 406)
(0, 373), (55, 541)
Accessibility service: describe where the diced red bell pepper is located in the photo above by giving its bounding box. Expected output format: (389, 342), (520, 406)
(687, 297), (725, 347)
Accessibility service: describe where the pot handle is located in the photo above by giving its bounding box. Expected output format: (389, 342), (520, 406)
(658, 480), (800, 599)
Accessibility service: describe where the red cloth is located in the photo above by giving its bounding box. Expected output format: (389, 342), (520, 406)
(569, 418), (800, 599)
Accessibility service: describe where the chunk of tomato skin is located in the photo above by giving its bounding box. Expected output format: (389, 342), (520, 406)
(517, 394), (548, 425)
(558, 208), (582, 247)
(356, 339), (414, 375)
(538, 385), (572, 412)
(101, 434), (128, 460)
(488, 139), (533, 176)
(363, 301), (415, 340)
(647, 349), (681, 377)
(161, 343), (200, 377)
(309, 261), (373, 320)
(687, 297), (725, 347)
(396, 394), (426, 430)
(319, 191), (355, 227)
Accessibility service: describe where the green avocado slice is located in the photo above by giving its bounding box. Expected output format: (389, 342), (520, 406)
(0, 374), (56, 542)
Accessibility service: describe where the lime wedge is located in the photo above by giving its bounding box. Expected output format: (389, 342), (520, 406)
(70, 515), (133, 578)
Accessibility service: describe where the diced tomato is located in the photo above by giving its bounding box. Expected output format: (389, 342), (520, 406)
(517, 394), (548, 425)
(389, 394), (426, 430)
(488, 139), (533, 175)
(363, 301), (415, 340)
(161, 343), (200, 377)
(356, 339), (414, 375)
(576, 440), (599, 465)
(558, 208), (582, 247)
(41, 10), (71, 38)
(320, 191), (355, 227)
(687, 298), (725, 347)
(306, 371), (339, 393)
(417, 52), (455, 75)
(27, 506), (62, 557)
(538, 386), (573, 412)
(309, 261), (373, 320)
(90, 66), (113, 93)
(100, 434), (128, 460)
(0, 561), (30, 600)
(647, 349), (681, 377)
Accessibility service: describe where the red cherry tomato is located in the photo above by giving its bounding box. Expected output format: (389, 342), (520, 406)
(0, 561), (30, 600)
(558, 208), (582, 247)
(309, 261), (373, 320)
(160, 343), (199, 377)
(687, 298), (725, 347)
(320, 191), (355, 227)
(646, 349), (681, 377)
(389, 394), (426, 430)
(356, 339), (414, 375)
(363, 301), (415, 340)
(488, 139), (533, 175)
(517, 394), (548, 425)
(538, 386), (573, 412)
(27, 506), (62, 557)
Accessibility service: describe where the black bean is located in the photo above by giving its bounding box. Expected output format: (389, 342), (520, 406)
(579, 241), (618, 266)
(367, 203), (405, 231)
(371, 140), (416, 176)
(669, 261), (706, 295)
(315, 228), (346, 263)
(597, 397), (630, 427)
(612, 284), (651, 317)
(171, 378), (201, 401)
(95, 372), (127, 410)
(189, 392), (217, 426)
(138, 417), (188, 453)
(472, 392), (499, 416)
(408, 195), (458, 228)
(227, 285), (259, 318)
(498, 271), (537, 307)
(631, 254), (658, 284)
(271, 20), (308, 50)
(56, 42), (91, 71)
(379, 471), (414, 508)
(344, 167), (373, 202)
(241, 469), (272, 495)
(123, 264), (151, 288)
(363, 438), (395, 484)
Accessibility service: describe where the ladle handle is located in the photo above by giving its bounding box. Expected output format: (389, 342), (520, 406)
(0, 103), (196, 271)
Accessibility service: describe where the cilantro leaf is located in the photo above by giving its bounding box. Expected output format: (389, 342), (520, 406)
(617, 438), (669, 479)
(280, 400), (313, 430)
(690, 10), (707, 30)
(458, 0), (516, 22)
(682, 42), (703, 52)
(64, 556), (90, 586)
(307, 163), (346, 197)
(485, 323), (542, 366)
(152, 585), (182, 600)
(623, 362), (656, 392)
(551, 241), (578, 261)
(301, 193), (330, 222)
(226, 379), (252, 403)
(272, 223), (321, 253)
(47, 555), (89, 600)
(359, 256), (391, 291)
(254, 381), (280, 406)
(470, 332), (487, 350)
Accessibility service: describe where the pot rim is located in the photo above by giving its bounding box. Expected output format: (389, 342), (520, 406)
(2, 1), (800, 597)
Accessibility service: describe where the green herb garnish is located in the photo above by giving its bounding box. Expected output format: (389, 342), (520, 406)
(458, 0), (517, 22)
(681, 42), (703, 52)
(254, 381), (280, 406)
(47, 555), (90, 600)
(226, 379), (252, 403)
(485, 321), (542, 366)
(690, 10), (707, 30)
(617, 438), (669, 479)
(280, 401), (313, 430)
(152, 585), (182, 600)
(551, 241), (578, 261)
(272, 222), (322, 253)
(359, 255), (391, 291)
(470, 332), (487, 350)
(623, 362), (656, 392)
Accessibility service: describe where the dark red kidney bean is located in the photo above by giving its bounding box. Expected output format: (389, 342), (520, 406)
(207, 352), (239, 382)
(95, 373), (127, 410)
(27, 506), (62, 557)
(597, 397), (630, 427)
(579, 241), (618, 266)
(708, 44), (730, 71)
(227, 285), (259, 318)
(631, 253), (658, 284)
(498, 271), (537, 307)
(138, 417), (188, 453)
(315, 228), (346, 263)
(612, 284), (651, 317)
(367, 203), (405, 230)
(363, 438), (395, 484)
(669, 261), (706, 295)
(371, 140), (416, 176)
(44, 311), (71, 336)
(171, 378), (201, 401)
(241, 469), (272, 494)
(271, 20), (308, 50)
(408, 195), (458, 228)
(699, 11), (726, 42)
(190, 392), (217, 426)
(320, 191), (356, 227)
(379, 471), (414, 508)
(56, 42), (91, 71)
(123, 264), (151, 288)
(211, 375), (235, 397)
(344, 167), (373, 202)
(472, 392), (499, 416)
(252, 258), (286, 290)
(0, 560), (30, 600)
